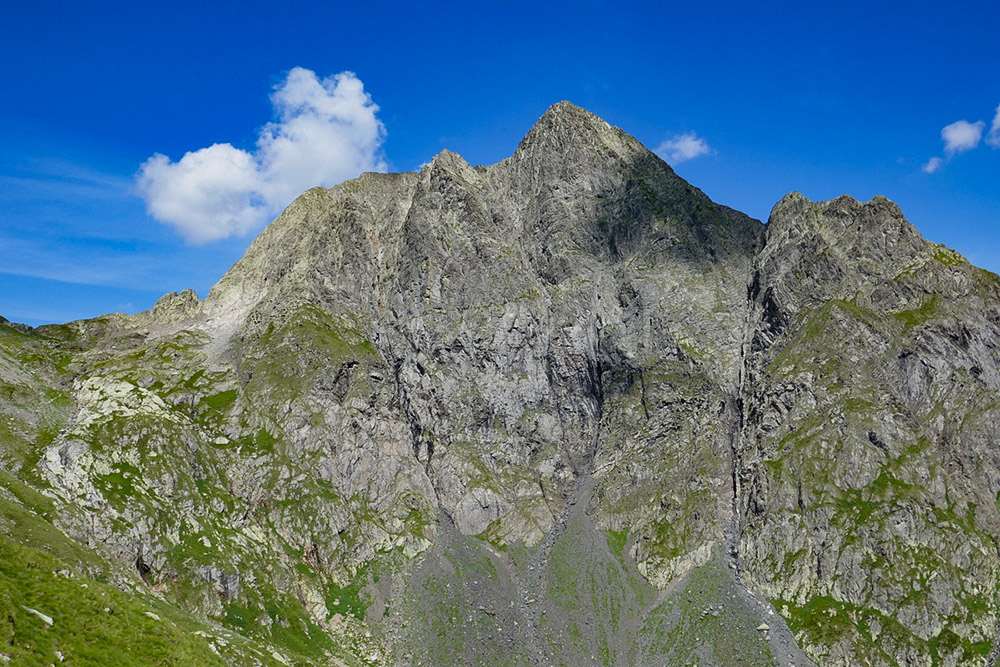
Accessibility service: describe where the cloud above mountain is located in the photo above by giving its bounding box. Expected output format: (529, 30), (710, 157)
(923, 105), (999, 173)
(941, 120), (985, 156)
(137, 68), (386, 243)
(655, 132), (713, 164)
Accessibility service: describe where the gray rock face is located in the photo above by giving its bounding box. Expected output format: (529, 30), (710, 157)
(207, 101), (761, 583)
(1, 101), (998, 666)
(737, 192), (1000, 664)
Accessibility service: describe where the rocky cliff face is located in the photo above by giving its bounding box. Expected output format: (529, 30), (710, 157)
(738, 193), (1000, 665)
(1, 102), (998, 666)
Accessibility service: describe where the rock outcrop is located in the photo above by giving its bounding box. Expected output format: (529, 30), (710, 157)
(1, 102), (998, 666)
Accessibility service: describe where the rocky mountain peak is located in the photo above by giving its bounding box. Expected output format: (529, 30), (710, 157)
(517, 100), (614, 146)
(424, 148), (473, 173)
(7, 103), (1000, 667)
(504, 101), (647, 180)
(149, 288), (202, 323)
(199, 102), (764, 334)
(766, 191), (921, 254)
(750, 192), (938, 339)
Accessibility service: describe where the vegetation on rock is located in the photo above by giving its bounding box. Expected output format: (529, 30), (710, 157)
(2, 103), (998, 666)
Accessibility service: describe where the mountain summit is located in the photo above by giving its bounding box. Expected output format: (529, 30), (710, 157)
(2, 104), (999, 666)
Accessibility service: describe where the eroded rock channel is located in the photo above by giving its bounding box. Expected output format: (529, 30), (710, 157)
(4, 103), (1000, 666)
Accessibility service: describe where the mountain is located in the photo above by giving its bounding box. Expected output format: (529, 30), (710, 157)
(2, 102), (999, 666)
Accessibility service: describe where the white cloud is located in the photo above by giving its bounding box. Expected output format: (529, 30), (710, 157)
(941, 119), (985, 156)
(922, 156), (944, 174)
(256, 68), (386, 207)
(655, 132), (713, 164)
(137, 68), (385, 243)
(922, 113), (991, 174)
(987, 103), (1000, 149)
(137, 144), (263, 244)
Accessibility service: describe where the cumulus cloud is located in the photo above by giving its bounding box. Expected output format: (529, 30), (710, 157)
(922, 156), (944, 174)
(922, 106), (1000, 174)
(137, 68), (386, 243)
(941, 119), (985, 156)
(987, 104), (1000, 149)
(137, 144), (263, 243)
(655, 132), (713, 164)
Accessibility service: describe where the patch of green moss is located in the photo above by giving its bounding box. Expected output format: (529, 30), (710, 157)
(777, 591), (991, 666)
(325, 576), (369, 620)
(929, 628), (991, 663)
(783, 595), (858, 647)
(220, 581), (363, 664)
(933, 247), (967, 267)
(184, 368), (206, 388)
(92, 461), (144, 504)
(892, 294), (940, 332)
(606, 529), (627, 561)
(202, 389), (238, 411)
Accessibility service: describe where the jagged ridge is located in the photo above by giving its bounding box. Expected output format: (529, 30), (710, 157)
(2, 102), (999, 666)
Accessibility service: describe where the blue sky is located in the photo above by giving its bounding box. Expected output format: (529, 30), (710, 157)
(2, 0), (998, 326)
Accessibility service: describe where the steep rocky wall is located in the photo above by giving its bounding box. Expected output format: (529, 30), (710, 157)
(3, 103), (1000, 666)
(207, 101), (763, 585)
(738, 193), (1000, 665)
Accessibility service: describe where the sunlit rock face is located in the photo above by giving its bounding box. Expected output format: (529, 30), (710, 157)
(3, 102), (1000, 666)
